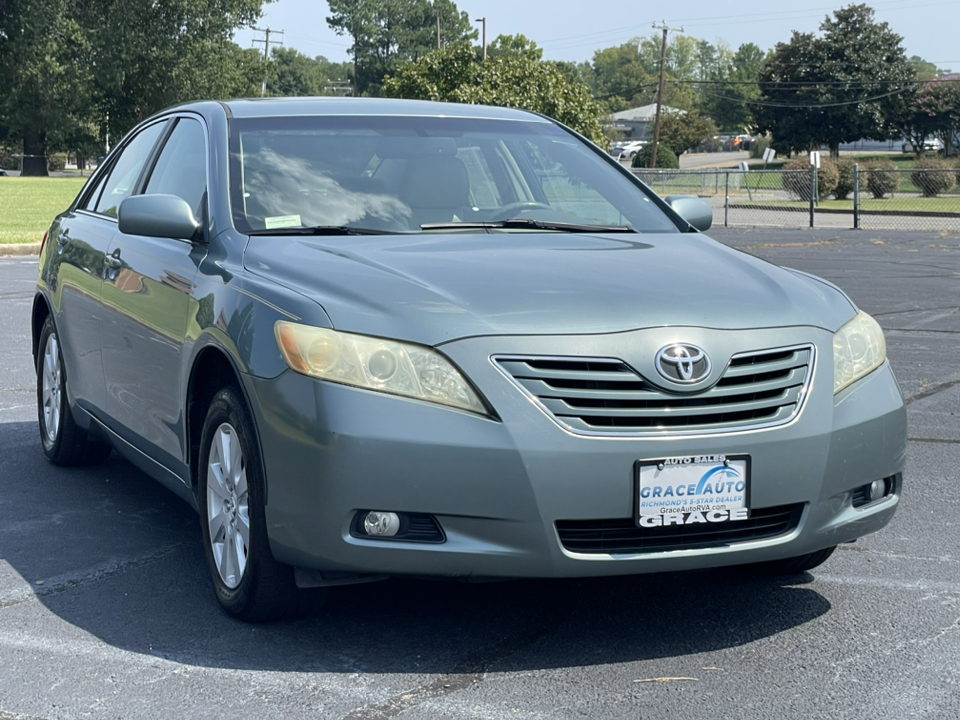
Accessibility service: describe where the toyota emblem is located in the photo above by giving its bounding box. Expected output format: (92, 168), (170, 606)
(655, 344), (711, 383)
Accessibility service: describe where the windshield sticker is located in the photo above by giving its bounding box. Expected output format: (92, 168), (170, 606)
(264, 214), (302, 229)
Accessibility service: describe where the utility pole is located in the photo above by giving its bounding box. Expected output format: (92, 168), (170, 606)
(252, 26), (284, 97)
(650, 21), (682, 170)
(437, 11), (441, 49)
(474, 17), (487, 61)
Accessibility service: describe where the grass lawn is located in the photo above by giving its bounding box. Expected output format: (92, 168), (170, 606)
(0, 177), (86, 244)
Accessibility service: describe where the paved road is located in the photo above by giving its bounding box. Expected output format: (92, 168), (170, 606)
(2, 229), (959, 719)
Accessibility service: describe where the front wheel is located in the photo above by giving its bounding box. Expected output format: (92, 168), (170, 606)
(36, 316), (111, 466)
(198, 385), (322, 621)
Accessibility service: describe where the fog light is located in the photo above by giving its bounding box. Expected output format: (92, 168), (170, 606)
(363, 511), (401, 537)
(869, 479), (887, 502)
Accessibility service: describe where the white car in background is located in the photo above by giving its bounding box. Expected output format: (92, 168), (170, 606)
(612, 140), (647, 160)
(902, 138), (944, 153)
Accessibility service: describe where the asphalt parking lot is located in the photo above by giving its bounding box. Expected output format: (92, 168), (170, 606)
(1, 227), (959, 719)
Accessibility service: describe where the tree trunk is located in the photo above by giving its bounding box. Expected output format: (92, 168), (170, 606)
(22, 126), (48, 177)
(829, 144), (840, 159)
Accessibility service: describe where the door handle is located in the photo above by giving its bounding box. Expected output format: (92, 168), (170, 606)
(104, 250), (122, 269)
(57, 230), (70, 247)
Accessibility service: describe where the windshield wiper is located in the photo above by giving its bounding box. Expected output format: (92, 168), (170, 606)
(419, 219), (639, 233)
(247, 225), (394, 236)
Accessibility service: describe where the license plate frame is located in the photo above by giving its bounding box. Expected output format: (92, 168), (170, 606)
(634, 454), (751, 526)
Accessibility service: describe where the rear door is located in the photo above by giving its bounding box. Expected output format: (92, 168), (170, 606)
(99, 115), (209, 474)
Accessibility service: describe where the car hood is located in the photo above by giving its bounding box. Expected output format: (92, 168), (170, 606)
(244, 232), (856, 346)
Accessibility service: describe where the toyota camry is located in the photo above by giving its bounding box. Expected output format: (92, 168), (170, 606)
(33, 98), (906, 621)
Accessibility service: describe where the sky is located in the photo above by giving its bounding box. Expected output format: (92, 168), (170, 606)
(234, 0), (960, 72)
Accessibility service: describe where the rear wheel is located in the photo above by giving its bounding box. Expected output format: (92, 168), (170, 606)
(746, 546), (837, 575)
(36, 316), (111, 466)
(198, 385), (323, 621)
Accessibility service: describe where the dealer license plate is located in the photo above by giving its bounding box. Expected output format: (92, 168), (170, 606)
(635, 455), (750, 527)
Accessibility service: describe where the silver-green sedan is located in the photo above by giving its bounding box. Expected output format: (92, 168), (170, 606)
(33, 98), (905, 621)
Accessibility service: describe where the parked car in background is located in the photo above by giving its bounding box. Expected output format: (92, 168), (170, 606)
(35, 97), (905, 622)
(902, 138), (944, 153)
(612, 139), (647, 159)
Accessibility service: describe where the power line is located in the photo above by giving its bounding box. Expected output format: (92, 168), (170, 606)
(696, 87), (912, 109)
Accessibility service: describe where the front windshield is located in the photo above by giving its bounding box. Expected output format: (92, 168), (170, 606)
(228, 114), (679, 234)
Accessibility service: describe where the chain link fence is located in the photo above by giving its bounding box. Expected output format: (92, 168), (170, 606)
(633, 165), (960, 232)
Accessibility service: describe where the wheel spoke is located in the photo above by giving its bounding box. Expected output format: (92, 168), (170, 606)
(208, 509), (230, 543)
(223, 527), (238, 585)
(233, 529), (247, 579)
(218, 427), (233, 480)
(206, 465), (231, 502)
(228, 432), (243, 486)
(234, 467), (248, 501)
(236, 510), (251, 549)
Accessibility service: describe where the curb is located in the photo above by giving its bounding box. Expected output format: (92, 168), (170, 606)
(0, 243), (41, 257)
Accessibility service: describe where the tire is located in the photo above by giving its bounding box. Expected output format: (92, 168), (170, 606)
(198, 385), (324, 621)
(36, 316), (111, 466)
(744, 546), (837, 576)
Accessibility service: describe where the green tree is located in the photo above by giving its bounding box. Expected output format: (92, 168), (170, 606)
(382, 43), (605, 143)
(658, 110), (719, 153)
(701, 43), (767, 132)
(486, 34), (542, 62)
(909, 56), (944, 80)
(268, 48), (353, 96)
(326, 0), (476, 97)
(0, 0), (94, 175)
(0, 0), (267, 175)
(587, 43), (656, 112)
(916, 78), (960, 155)
(756, 4), (915, 157)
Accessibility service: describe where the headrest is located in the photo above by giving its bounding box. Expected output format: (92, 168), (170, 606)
(399, 156), (469, 209)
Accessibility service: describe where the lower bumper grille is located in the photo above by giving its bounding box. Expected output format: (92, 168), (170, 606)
(556, 504), (804, 554)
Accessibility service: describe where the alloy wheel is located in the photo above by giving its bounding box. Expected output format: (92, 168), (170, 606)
(206, 423), (251, 589)
(41, 334), (62, 444)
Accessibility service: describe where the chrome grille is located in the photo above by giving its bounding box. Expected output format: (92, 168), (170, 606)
(494, 345), (814, 436)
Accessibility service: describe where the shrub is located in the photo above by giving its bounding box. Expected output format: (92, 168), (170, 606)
(0, 144), (17, 170)
(864, 159), (900, 198)
(781, 156), (839, 200)
(911, 156), (956, 197)
(631, 143), (679, 169)
(834, 158), (856, 200)
(749, 135), (771, 159)
(47, 153), (67, 172)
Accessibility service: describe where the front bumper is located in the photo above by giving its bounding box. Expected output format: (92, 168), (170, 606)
(245, 326), (906, 578)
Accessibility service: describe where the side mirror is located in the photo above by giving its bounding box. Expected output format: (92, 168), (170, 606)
(664, 195), (713, 232)
(118, 194), (201, 241)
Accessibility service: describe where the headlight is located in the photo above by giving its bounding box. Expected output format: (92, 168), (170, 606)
(275, 322), (487, 414)
(833, 311), (886, 394)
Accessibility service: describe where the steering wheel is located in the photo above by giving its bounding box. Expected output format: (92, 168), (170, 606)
(490, 202), (554, 221)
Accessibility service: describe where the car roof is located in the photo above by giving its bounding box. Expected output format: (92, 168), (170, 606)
(212, 97), (551, 123)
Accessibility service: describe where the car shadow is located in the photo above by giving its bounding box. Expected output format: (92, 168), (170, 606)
(2, 420), (831, 674)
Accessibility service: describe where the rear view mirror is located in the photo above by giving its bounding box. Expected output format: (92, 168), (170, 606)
(118, 194), (201, 241)
(664, 195), (713, 232)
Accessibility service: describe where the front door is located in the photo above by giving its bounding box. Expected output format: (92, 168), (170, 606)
(99, 116), (209, 475)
